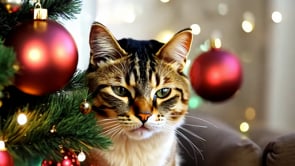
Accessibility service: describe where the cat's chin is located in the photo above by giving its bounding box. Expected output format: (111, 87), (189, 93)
(126, 126), (155, 140)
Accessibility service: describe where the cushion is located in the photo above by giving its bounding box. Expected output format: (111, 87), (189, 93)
(178, 111), (262, 166)
(263, 133), (295, 166)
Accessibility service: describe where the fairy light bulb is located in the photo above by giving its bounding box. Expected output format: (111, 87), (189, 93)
(78, 151), (86, 162)
(17, 113), (28, 125)
(240, 122), (250, 133)
(190, 24), (201, 35)
(0, 141), (6, 150)
(272, 11), (282, 23)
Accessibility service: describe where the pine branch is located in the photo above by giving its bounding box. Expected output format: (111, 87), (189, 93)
(42, 0), (82, 20)
(1, 72), (111, 163)
(0, 41), (17, 93)
(0, 0), (82, 39)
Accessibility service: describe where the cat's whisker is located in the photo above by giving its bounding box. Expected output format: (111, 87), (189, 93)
(163, 125), (203, 163)
(98, 118), (118, 122)
(102, 125), (122, 139)
(185, 115), (217, 128)
(178, 126), (206, 142)
(175, 131), (202, 166)
(182, 123), (208, 128)
(99, 120), (118, 126)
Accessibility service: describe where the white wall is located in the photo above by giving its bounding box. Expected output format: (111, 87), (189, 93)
(265, 0), (295, 131)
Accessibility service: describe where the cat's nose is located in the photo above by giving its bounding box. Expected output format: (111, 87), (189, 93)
(137, 112), (151, 123)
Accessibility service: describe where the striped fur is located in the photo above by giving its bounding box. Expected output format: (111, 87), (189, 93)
(85, 22), (193, 166)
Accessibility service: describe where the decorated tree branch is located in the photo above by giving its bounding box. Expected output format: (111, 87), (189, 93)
(0, 0), (111, 165)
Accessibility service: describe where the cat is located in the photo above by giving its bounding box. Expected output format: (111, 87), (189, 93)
(84, 22), (193, 166)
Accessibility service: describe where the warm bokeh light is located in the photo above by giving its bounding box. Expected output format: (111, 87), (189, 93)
(17, 113), (28, 125)
(272, 11), (282, 23)
(156, 30), (174, 43)
(190, 24), (201, 35)
(245, 107), (256, 121)
(240, 122), (250, 133)
(242, 20), (254, 33)
(160, 0), (170, 3)
(0, 141), (5, 150)
(217, 3), (228, 16)
(213, 38), (222, 49)
(78, 151), (86, 162)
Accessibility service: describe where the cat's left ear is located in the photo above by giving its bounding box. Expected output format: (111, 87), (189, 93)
(156, 28), (193, 71)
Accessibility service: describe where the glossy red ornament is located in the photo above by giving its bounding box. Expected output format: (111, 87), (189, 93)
(0, 150), (14, 166)
(190, 48), (242, 102)
(5, 20), (78, 96)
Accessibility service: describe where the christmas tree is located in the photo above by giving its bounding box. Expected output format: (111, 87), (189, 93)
(0, 0), (111, 165)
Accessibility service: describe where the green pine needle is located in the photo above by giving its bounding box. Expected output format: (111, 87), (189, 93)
(0, 41), (17, 92)
(0, 0), (82, 39)
(2, 72), (111, 163)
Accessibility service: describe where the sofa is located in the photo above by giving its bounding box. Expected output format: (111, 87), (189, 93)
(179, 111), (295, 166)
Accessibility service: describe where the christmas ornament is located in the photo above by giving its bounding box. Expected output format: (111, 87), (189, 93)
(0, 142), (14, 166)
(0, 150), (14, 166)
(190, 47), (242, 102)
(42, 148), (80, 166)
(4, 4), (78, 96)
(79, 99), (92, 114)
(0, 0), (23, 13)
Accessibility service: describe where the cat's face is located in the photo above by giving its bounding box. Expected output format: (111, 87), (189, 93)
(87, 22), (193, 140)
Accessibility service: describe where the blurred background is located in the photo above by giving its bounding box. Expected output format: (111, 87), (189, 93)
(62, 0), (295, 133)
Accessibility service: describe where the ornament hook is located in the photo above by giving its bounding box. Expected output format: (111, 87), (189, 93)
(33, 0), (47, 20)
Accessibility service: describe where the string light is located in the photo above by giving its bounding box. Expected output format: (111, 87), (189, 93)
(160, 0), (170, 3)
(245, 107), (256, 121)
(217, 3), (228, 16)
(272, 11), (282, 23)
(0, 141), (6, 150)
(78, 151), (86, 162)
(156, 30), (174, 43)
(242, 11), (255, 33)
(190, 24), (201, 35)
(17, 113), (28, 125)
(242, 20), (254, 33)
(239, 122), (250, 133)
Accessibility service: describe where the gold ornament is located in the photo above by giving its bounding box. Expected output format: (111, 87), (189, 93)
(79, 99), (92, 114)
(1, 0), (24, 13)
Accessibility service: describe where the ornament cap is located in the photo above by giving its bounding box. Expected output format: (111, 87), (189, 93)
(210, 38), (222, 49)
(34, 2), (48, 20)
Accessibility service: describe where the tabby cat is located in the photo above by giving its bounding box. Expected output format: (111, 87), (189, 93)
(84, 22), (193, 166)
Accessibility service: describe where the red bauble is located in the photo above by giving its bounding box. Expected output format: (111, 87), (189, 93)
(5, 20), (78, 96)
(42, 149), (80, 166)
(190, 48), (242, 102)
(0, 150), (14, 166)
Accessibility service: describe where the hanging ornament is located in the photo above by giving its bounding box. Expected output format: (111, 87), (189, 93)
(0, 141), (14, 166)
(79, 99), (92, 114)
(0, 0), (24, 13)
(42, 148), (80, 166)
(4, 2), (78, 96)
(190, 40), (243, 102)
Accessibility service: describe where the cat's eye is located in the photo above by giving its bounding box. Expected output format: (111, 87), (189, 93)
(155, 88), (171, 99)
(112, 86), (129, 97)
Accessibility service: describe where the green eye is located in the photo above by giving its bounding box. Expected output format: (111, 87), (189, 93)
(112, 86), (129, 97)
(155, 88), (171, 99)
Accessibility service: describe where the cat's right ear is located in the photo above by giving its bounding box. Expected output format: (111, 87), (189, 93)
(89, 22), (127, 68)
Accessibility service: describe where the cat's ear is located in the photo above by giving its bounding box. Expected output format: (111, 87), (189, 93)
(156, 28), (193, 71)
(89, 22), (127, 67)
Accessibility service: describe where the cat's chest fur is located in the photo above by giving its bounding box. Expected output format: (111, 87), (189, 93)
(86, 131), (179, 166)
